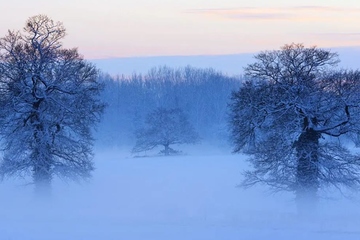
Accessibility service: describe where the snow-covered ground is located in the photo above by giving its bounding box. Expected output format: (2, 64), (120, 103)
(1, 145), (360, 240)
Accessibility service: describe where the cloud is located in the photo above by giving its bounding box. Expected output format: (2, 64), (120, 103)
(187, 6), (360, 22)
(316, 32), (360, 36)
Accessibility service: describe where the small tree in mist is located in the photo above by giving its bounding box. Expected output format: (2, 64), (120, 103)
(0, 15), (104, 195)
(132, 108), (200, 155)
(229, 43), (360, 214)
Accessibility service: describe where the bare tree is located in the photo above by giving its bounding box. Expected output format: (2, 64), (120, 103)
(132, 108), (200, 155)
(229, 43), (360, 214)
(0, 15), (104, 195)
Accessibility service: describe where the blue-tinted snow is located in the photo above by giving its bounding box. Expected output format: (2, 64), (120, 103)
(1, 145), (360, 240)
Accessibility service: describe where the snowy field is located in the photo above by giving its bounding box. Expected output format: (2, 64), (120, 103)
(1, 145), (360, 240)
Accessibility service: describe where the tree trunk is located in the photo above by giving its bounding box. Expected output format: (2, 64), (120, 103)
(33, 164), (52, 197)
(31, 98), (52, 197)
(295, 127), (321, 215)
(164, 144), (170, 156)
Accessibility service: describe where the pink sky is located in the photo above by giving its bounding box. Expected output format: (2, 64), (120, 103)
(1, 0), (359, 59)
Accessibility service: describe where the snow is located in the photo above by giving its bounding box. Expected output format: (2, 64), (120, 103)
(1, 145), (360, 240)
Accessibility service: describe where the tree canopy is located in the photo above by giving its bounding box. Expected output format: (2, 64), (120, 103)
(229, 43), (360, 213)
(0, 15), (104, 195)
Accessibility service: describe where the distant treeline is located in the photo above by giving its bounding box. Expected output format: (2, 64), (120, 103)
(96, 66), (242, 147)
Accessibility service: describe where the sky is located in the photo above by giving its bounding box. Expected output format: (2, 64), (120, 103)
(1, 0), (359, 59)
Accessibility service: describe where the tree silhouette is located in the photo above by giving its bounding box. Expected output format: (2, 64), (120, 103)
(0, 15), (104, 195)
(229, 43), (360, 214)
(133, 108), (200, 155)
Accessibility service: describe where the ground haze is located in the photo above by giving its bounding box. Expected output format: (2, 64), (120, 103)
(1, 145), (360, 240)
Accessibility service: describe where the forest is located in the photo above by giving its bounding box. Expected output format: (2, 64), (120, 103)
(97, 66), (241, 148)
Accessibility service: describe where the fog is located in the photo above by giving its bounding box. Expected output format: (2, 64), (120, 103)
(91, 46), (360, 77)
(1, 144), (360, 240)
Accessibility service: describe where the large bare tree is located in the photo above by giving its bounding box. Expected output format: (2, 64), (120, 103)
(229, 43), (360, 214)
(0, 15), (104, 195)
